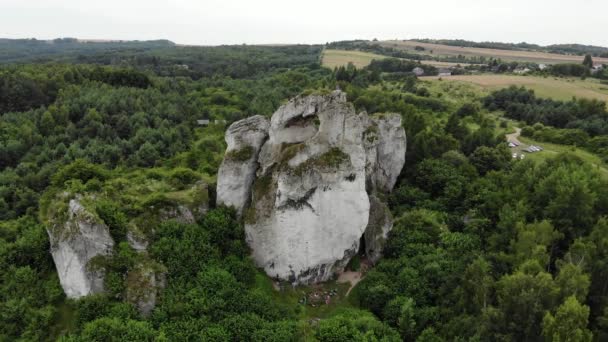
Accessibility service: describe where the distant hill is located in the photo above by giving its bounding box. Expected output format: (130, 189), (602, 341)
(0, 38), (176, 63)
(412, 39), (608, 57)
(0, 38), (323, 79)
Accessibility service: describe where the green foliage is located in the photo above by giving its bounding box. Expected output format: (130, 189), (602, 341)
(543, 296), (593, 342)
(314, 309), (401, 341)
(484, 86), (608, 136)
(469, 145), (511, 175)
(225, 145), (255, 162)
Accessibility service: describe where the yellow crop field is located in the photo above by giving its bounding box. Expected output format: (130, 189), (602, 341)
(321, 49), (468, 69)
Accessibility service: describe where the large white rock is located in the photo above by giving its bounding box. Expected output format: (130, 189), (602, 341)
(216, 91), (406, 284)
(47, 199), (114, 298)
(217, 115), (269, 214)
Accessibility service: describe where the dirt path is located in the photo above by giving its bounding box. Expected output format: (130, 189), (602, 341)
(337, 271), (363, 296)
(506, 127), (522, 145)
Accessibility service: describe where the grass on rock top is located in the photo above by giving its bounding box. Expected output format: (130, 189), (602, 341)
(224, 145), (255, 162)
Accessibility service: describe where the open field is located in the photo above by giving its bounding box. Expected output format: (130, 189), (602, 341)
(321, 49), (469, 69)
(420, 75), (608, 103)
(379, 40), (608, 65)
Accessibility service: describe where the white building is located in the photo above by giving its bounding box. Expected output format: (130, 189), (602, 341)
(412, 67), (425, 76)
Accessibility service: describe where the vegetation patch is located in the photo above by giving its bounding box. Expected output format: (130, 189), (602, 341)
(224, 145), (255, 162)
(364, 124), (379, 143)
(291, 147), (351, 176)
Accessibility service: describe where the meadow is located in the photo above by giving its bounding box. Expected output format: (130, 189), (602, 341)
(421, 74), (608, 103)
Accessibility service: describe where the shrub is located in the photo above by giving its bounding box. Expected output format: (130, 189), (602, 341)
(168, 167), (201, 190)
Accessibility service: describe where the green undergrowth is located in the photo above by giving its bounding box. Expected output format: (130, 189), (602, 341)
(290, 147), (351, 176)
(253, 272), (360, 323)
(39, 160), (209, 240)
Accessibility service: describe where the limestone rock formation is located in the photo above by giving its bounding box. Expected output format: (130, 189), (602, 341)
(47, 198), (114, 298)
(217, 115), (270, 214)
(216, 90), (406, 284)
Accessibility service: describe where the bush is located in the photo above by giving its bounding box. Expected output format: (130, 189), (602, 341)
(51, 159), (108, 187)
(168, 167), (201, 190)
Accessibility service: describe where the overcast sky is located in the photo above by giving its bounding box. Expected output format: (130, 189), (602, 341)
(1, 0), (606, 47)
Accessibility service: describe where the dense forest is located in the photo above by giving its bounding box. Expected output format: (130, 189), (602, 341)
(2, 39), (608, 341)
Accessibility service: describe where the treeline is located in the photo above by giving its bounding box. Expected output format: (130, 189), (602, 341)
(0, 38), (175, 63)
(367, 58), (438, 76)
(1, 39), (323, 79)
(0, 64), (152, 113)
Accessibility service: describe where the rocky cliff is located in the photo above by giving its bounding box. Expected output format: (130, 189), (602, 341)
(216, 91), (406, 284)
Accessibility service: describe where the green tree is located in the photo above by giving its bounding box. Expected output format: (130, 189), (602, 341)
(542, 296), (592, 342)
(495, 266), (559, 340)
(469, 145), (510, 175)
(583, 54), (594, 69)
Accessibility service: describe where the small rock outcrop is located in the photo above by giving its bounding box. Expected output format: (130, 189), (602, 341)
(364, 196), (394, 264)
(47, 198), (114, 298)
(216, 91), (406, 284)
(217, 115), (270, 214)
(46, 178), (209, 314)
(126, 261), (166, 316)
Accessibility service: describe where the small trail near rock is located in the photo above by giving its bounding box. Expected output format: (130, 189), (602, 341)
(337, 271), (363, 296)
(506, 127), (522, 145)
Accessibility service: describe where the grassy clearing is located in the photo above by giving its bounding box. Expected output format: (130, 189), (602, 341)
(380, 40), (608, 65)
(516, 136), (608, 177)
(321, 49), (469, 69)
(254, 272), (359, 321)
(421, 75), (608, 104)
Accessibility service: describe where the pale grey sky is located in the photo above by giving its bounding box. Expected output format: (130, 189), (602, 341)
(1, 0), (606, 47)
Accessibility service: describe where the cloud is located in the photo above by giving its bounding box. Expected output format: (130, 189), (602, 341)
(0, 0), (606, 46)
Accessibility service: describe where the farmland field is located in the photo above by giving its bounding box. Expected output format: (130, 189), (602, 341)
(321, 49), (468, 69)
(379, 40), (608, 65)
(420, 75), (608, 103)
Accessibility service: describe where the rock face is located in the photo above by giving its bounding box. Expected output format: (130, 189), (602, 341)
(217, 115), (270, 214)
(364, 113), (407, 193)
(126, 262), (166, 316)
(47, 198), (114, 298)
(216, 91), (406, 284)
(364, 196), (394, 264)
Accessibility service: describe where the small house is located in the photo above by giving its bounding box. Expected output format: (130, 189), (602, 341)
(514, 68), (531, 74)
(197, 119), (210, 126)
